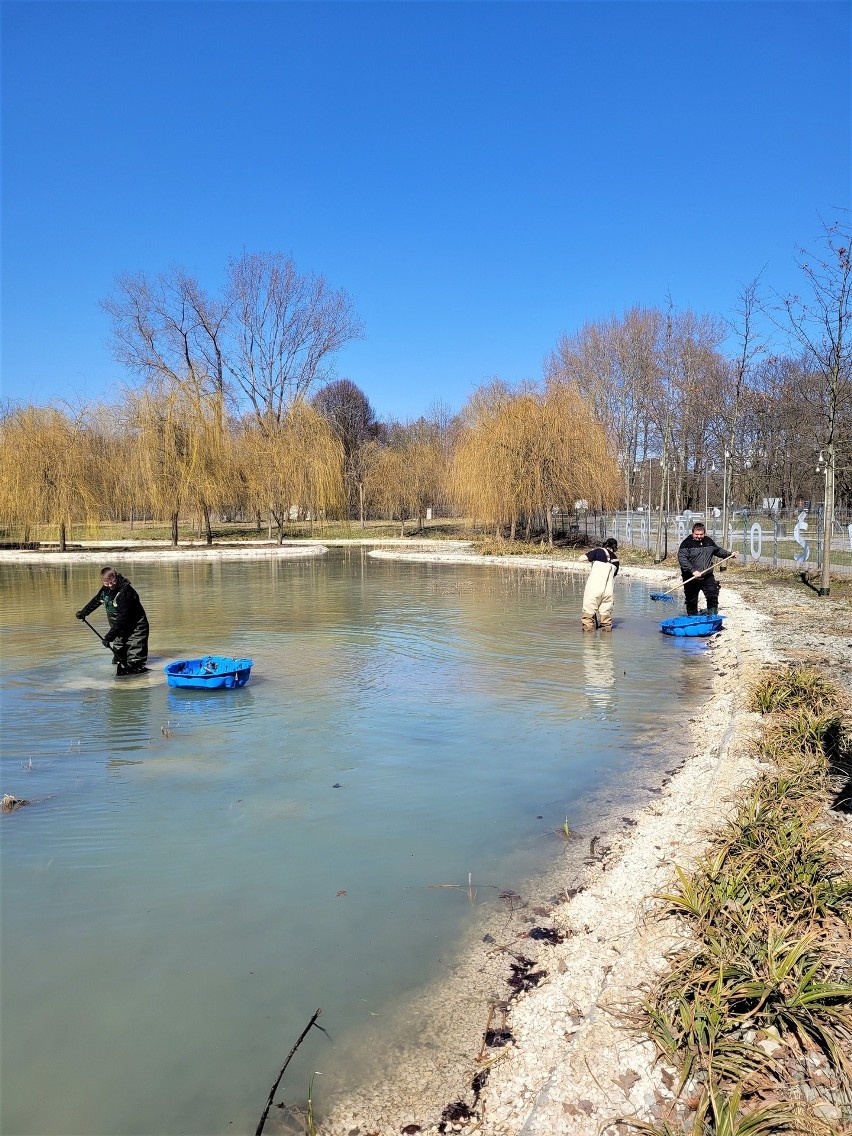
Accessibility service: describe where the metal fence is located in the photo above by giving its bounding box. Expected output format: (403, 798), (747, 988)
(554, 508), (852, 577)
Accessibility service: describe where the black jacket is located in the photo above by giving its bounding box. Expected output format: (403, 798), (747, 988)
(79, 574), (148, 637)
(678, 535), (731, 578)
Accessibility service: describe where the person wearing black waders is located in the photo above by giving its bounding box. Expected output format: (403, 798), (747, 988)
(677, 522), (737, 617)
(76, 566), (149, 675)
(581, 537), (620, 632)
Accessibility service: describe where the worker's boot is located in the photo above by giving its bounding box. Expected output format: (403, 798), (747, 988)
(581, 614), (596, 632)
(707, 605), (719, 617)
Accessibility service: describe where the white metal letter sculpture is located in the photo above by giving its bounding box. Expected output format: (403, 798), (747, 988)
(793, 510), (810, 564)
(750, 522), (762, 561)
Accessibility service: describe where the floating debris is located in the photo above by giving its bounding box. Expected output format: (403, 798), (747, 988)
(484, 1027), (514, 1048)
(1, 795), (30, 814)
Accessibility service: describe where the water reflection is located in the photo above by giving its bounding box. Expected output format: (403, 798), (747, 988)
(582, 637), (615, 712)
(165, 686), (257, 721)
(104, 683), (153, 751)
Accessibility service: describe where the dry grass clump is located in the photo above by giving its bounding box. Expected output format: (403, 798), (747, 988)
(748, 666), (842, 717)
(627, 667), (852, 1135)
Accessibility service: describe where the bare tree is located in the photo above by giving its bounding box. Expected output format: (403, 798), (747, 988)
(774, 219), (852, 594)
(103, 270), (228, 402)
(104, 252), (363, 429)
(718, 276), (766, 539)
(224, 253), (364, 426)
(545, 307), (662, 509)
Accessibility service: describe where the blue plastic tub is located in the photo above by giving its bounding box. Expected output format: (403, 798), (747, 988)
(660, 614), (723, 637)
(164, 656), (253, 689)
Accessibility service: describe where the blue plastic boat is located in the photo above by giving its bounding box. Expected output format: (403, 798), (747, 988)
(164, 656), (253, 689)
(660, 614), (723, 637)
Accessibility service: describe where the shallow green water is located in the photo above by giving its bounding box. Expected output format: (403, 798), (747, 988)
(0, 549), (711, 1135)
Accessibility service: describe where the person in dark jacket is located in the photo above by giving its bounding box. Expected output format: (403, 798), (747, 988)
(581, 537), (620, 631)
(677, 523), (736, 616)
(76, 566), (149, 675)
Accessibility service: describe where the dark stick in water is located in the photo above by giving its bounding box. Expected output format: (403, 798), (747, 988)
(255, 1007), (322, 1136)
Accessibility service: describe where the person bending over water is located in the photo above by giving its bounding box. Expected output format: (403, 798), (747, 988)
(76, 566), (150, 675)
(581, 537), (619, 632)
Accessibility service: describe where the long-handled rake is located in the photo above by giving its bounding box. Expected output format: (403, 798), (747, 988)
(650, 555), (735, 603)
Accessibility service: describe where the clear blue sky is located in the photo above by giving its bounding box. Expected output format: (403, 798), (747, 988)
(2, 0), (849, 422)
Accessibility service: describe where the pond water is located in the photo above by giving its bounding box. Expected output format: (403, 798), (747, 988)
(0, 549), (711, 1135)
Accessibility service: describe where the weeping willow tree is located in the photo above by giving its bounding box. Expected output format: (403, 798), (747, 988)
(451, 382), (619, 545)
(0, 404), (100, 548)
(126, 380), (229, 546)
(181, 382), (232, 545)
(238, 403), (344, 542)
(362, 426), (446, 535)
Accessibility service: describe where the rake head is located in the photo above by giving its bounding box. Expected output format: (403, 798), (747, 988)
(650, 593), (676, 603)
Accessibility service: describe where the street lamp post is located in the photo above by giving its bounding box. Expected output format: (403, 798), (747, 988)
(721, 449), (731, 547)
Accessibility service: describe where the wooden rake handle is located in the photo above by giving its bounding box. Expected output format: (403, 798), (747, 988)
(653, 554), (735, 598)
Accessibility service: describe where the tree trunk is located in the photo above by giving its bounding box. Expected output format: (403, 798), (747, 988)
(203, 502), (213, 546)
(819, 444), (835, 595)
(171, 512), (179, 548)
(59, 522), (67, 552)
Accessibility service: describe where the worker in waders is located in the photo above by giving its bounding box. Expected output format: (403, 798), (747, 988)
(581, 538), (620, 632)
(76, 566), (150, 675)
(677, 522), (736, 616)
